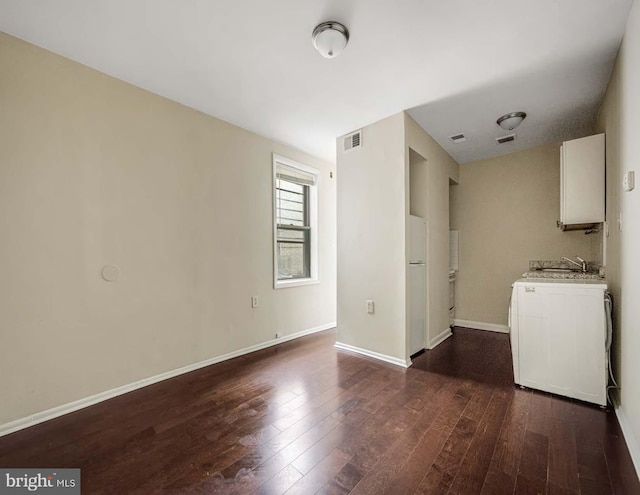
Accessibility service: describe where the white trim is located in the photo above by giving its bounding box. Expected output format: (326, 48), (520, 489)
(334, 342), (411, 368)
(274, 278), (320, 289)
(0, 322), (336, 438)
(272, 153), (319, 289)
(428, 327), (453, 349)
(454, 319), (509, 333)
(613, 397), (640, 479)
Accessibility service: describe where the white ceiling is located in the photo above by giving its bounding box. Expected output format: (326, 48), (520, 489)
(0, 0), (633, 164)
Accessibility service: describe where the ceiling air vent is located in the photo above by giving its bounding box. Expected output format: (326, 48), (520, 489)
(449, 133), (467, 144)
(343, 130), (362, 152)
(496, 133), (516, 144)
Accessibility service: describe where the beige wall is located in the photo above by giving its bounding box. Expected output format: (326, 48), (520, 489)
(0, 33), (336, 426)
(597, 41), (623, 396)
(336, 113), (407, 362)
(404, 114), (459, 348)
(597, 0), (640, 471)
(336, 112), (459, 364)
(450, 143), (599, 327)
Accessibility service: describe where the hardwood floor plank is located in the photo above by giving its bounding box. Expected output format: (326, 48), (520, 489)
(514, 474), (546, 495)
(288, 409), (367, 476)
(526, 391), (553, 437)
(415, 415), (479, 494)
(547, 480), (578, 495)
(0, 328), (637, 494)
(547, 414), (579, 492)
(479, 466), (516, 495)
(346, 380), (452, 494)
(284, 447), (351, 495)
(602, 415), (640, 494)
(316, 376), (438, 493)
(449, 388), (512, 494)
(517, 430), (549, 483)
(358, 378), (461, 495)
(252, 464), (303, 495)
(264, 369), (376, 453)
(412, 381), (485, 495)
(487, 388), (530, 478)
(579, 477), (614, 495)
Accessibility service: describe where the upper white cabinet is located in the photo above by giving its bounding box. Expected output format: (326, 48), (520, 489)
(560, 133), (605, 229)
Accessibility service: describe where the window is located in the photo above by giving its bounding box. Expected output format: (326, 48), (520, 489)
(273, 154), (318, 288)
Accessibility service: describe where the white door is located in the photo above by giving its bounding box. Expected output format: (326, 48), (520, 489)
(409, 263), (426, 355)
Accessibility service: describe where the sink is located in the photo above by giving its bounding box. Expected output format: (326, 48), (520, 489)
(525, 260), (603, 280)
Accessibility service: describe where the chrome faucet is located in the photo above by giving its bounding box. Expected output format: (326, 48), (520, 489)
(561, 256), (587, 273)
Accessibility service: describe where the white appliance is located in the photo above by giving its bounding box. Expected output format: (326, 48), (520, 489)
(448, 270), (456, 326)
(409, 215), (426, 356)
(448, 230), (458, 326)
(510, 278), (608, 406)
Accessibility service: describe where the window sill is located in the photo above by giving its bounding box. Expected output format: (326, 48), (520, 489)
(274, 277), (320, 289)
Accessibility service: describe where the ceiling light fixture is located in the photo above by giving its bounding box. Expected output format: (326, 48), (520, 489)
(312, 21), (349, 59)
(497, 111), (527, 131)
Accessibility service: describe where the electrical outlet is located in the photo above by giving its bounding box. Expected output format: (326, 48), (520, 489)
(251, 296), (259, 309)
(366, 300), (375, 314)
(623, 170), (635, 192)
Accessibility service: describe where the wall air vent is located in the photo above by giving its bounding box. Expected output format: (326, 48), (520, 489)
(496, 133), (516, 144)
(343, 130), (362, 152)
(449, 133), (467, 144)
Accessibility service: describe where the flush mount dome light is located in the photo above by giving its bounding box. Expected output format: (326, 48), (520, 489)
(312, 21), (349, 59)
(497, 111), (527, 131)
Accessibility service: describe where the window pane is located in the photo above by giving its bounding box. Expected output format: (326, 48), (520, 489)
(277, 228), (305, 243)
(277, 236), (310, 279)
(276, 179), (307, 227)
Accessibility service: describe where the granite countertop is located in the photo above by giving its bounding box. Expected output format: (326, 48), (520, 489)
(522, 260), (605, 280)
(515, 278), (608, 286)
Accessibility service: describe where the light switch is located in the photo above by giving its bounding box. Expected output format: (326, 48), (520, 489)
(623, 171), (635, 192)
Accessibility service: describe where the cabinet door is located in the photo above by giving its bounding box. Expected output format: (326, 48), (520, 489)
(544, 289), (576, 396)
(517, 286), (547, 389)
(519, 315), (547, 389)
(561, 134), (605, 224)
(572, 290), (607, 405)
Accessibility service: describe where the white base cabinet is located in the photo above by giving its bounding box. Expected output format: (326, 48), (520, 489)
(510, 279), (607, 406)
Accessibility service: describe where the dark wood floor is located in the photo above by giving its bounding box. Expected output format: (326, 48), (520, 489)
(1, 328), (638, 494)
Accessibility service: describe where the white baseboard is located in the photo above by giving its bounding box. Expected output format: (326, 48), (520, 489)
(428, 328), (452, 349)
(334, 342), (411, 368)
(454, 319), (509, 334)
(0, 322), (336, 438)
(613, 398), (640, 479)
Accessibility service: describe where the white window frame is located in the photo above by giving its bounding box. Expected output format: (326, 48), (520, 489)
(273, 154), (319, 289)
